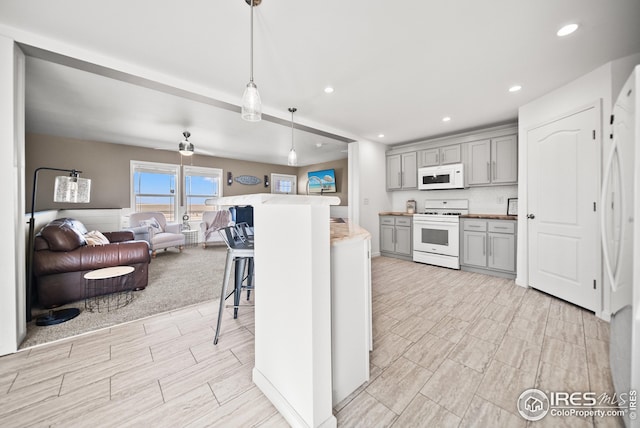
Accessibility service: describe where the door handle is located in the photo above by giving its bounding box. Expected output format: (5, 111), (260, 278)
(482, 236), (486, 255)
(486, 162), (490, 181)
(527, 214), (535, 219)
(436, 153), (439, 164)
(492, 161), (496, 180)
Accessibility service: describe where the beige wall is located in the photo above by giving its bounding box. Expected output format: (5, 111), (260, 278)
(296, 158), (348, 206)
(25, 133), (330, 211)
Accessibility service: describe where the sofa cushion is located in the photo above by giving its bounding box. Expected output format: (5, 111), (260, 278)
(40, 221), (86, 252)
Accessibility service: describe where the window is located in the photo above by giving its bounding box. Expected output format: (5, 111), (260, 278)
(131, 161), (180, 222)
(271, 173), (297, 194)
(183, 166), (223, 220)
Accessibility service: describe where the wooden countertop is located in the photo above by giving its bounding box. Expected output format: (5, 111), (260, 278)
(460, 214), (518, 220)
(378, 212), (415, 217)
(330, 219), (371, 244)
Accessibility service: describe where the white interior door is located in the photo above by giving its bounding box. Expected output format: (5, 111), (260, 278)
(527, 105), (600, 311)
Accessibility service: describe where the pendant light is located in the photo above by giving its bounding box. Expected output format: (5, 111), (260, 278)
(287, 107), (298, 166)
(241, 0), (262, 122)
(178, 131), (194, 156)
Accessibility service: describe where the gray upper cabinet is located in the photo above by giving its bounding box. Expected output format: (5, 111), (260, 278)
(386, 152), (417, 190)
(466, 140), (491, 185)
(491, 135), (518, 184)
(386, 154), (402, 190)
(465, 135), (517, 186)
(418, 144), (461, 167)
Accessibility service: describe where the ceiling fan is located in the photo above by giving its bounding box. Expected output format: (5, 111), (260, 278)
(152, 131), (216, 156)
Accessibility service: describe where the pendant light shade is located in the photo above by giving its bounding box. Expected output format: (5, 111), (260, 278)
(287, 107), (298, 166)
(287, 147), (297, 166)
(178, 131), (194, 156)
(241, 0), (262, 122)
(242, 81), (262, 122)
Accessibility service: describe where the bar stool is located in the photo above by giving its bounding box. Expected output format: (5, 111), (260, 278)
(213, 225), (254, 345)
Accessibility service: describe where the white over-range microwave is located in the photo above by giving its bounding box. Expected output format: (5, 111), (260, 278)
(418, 163), (465, 190)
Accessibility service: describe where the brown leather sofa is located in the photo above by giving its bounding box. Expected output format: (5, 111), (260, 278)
(33, 218), (151, 308)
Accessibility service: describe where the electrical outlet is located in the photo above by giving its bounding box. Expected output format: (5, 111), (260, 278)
(497, 196), (505, 204)
(363, 198), (370, 205)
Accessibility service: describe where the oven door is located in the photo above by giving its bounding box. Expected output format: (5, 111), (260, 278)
(413, 220), (459, 257)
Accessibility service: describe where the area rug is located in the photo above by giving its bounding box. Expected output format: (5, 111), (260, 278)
(21, 245), (228, 349)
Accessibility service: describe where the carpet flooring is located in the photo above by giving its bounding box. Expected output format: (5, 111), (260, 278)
(22, 245), (228, 349)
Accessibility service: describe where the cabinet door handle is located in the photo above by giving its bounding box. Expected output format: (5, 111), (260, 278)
(398, 172), (401, 186)
(492, 161), (496, 180)
(436, 152), (439, 164)
(482, 236), (486, 255)
(402, 172), (405, 186)
(393, 228), (396, 244)
(486, 162), (490, 181)
(488, 236), (492, 257)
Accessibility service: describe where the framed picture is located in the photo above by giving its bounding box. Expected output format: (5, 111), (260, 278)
(507, 198), (518, 216)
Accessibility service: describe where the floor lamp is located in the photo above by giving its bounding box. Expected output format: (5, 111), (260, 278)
(26, 167), (91, 326)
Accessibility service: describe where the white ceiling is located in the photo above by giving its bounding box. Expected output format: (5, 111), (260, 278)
(1, 0), (639, 165)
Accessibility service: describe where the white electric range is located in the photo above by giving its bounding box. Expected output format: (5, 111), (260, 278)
(413, 199), (469, 269)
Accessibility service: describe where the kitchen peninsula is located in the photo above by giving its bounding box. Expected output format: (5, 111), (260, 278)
(212, 194), (371, 428)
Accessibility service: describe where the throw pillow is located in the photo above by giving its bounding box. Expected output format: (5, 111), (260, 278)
(140, 217), (162, 233)
(84, 230), (110, 246)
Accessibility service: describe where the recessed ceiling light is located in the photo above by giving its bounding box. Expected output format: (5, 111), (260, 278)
(316, 142), (323, 148)
(557, 23), (578, 37)
(324, 86), (334, 94)
(378, 134), (385, 138)
(509, 85), (522, 92)
(442, 117), (451, 122)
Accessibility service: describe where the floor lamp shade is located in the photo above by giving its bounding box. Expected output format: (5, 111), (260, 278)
(53, 176), (91, 203)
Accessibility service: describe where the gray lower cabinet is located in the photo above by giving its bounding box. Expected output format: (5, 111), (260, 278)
(460, 218), (516, 278)
(380, 216), (412, 260)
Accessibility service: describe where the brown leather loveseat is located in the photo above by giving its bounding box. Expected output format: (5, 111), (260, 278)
(33, 218), (151, 308)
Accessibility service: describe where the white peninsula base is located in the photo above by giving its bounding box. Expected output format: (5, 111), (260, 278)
(213, 194), (371, 428)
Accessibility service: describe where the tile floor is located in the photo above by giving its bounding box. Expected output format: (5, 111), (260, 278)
(0, 256), (623, 427)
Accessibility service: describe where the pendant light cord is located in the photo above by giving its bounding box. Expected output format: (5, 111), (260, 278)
(289, 107), (297, 150)
(291, 110), (294, 150)
(249, 0), (254, 83)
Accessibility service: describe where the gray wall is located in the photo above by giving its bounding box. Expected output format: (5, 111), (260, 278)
(26, 133), (345, 211)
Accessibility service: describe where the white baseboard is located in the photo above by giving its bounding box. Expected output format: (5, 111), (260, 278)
(253, 367), (337, 428)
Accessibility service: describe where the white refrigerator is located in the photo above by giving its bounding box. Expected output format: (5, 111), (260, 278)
(602, 64), (640, 428)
